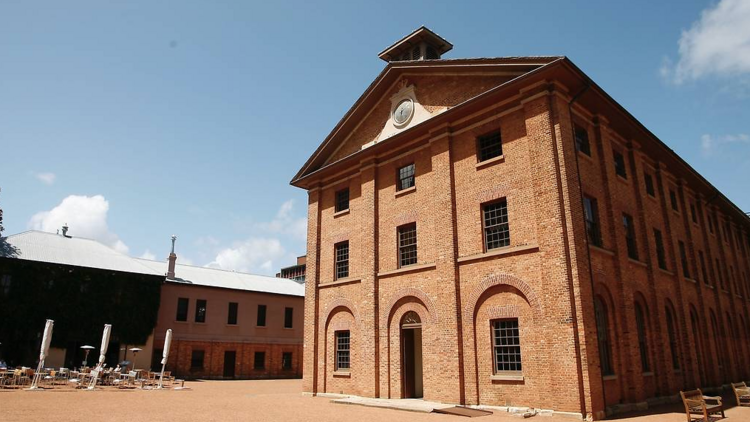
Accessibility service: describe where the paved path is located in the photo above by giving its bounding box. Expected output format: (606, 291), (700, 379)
(2, 379), (750, 421)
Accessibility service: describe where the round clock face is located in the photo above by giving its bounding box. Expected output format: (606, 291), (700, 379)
(393, 99), (414, 126)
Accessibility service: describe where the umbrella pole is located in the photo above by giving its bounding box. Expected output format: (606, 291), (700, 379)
(158, 363), (166, 389)
(29, 359), (45, 390)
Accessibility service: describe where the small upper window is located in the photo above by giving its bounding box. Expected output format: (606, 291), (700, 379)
(195, 299), (207, 323)
(644, 173), (655, 197)
(176, 297), (189, 322)
(335, 188), (349, 213)
(654, 229), (667, 270)
(690, 203), (698, 224)
(257, 304), (267, 327)
(284, 307), (294, 329)
(574, 125), (591, 156)
(227, 302), (238, 325)
(623, 213), (638, 260)
(669, 190), (679, 211)
(613, 151), (627, 179)
(397, 164), (415, 191)
(477, 131), (503, 162)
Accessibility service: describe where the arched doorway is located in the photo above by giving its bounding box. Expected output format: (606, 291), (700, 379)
(401, 311), (423, 398)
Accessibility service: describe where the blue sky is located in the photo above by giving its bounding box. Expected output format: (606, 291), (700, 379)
(1, 0), (749, 275)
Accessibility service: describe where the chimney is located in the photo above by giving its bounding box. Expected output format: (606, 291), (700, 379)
(61, 223), (71, 238)
(167, 235), (177, 279)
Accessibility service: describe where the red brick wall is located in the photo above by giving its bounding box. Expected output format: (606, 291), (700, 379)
(299, 72), (750, 420)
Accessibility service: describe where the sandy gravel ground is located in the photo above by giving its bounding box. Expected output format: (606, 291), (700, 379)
(2, 379), (750, 422)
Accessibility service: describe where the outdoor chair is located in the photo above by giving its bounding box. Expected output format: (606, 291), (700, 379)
(731, 382), (750, 407)
(680, 389), (725, 422)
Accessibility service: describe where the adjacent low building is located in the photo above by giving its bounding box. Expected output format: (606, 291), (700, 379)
(277, 255), (307, 283)
(0, 230), (304, 380)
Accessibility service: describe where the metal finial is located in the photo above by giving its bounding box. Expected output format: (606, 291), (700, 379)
(170, 235), (177, 254)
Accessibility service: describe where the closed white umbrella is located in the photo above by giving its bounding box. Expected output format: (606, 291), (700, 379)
(29, 319), (54, 390)
(87, 324), (111, 390)
(157, 329), (172, 389)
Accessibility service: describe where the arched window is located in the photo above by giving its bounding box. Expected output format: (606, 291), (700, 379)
(665, 306), (680, 370)
(594, 297), (614, 376)
(635, 302), (650, 372)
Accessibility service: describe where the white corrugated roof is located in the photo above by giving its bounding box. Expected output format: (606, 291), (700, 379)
(0, 231), (304, 297)
(1, 231), (161, 275)
(136, 258), (304, 297)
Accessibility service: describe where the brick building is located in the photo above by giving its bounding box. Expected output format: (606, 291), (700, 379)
(290, 27), (750, 419)
(277, 255), (307, 283)
(0, 231), (304, 380)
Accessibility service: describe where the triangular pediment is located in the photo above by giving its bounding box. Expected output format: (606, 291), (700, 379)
(292, 58), (561, 185)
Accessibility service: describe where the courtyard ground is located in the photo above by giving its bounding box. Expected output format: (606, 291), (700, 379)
(1, 379), (749, 421)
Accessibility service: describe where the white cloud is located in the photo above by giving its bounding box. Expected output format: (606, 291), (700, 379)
(35, 172), (56, 185)
(139, 249), (156, 260)
(207, 237), (290, 275)
(256, 199), (307, 241)
(664, 0), (750, 83)
(28, 195), (129, 253)
(701, 133), (750, 156)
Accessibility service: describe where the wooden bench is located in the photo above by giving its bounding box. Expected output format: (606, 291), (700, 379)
(731, 382), (750, 407)
(680, 389), (725, 422)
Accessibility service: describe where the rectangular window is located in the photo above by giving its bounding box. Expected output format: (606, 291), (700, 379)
(623, 213), (638, 260)
(666, 310), (680, 370)
(723, 222), (731, 244)
(257, 304), (267, 327)
(708, 214), (715, 234)
(492, 319), (522, 373)
(690, 203), (698, 224)
(176, 297), (189, 322)
(190, 350), (205, 370)
(254, 351), (265, 370)
(284, 307), (294, 329)
(227, 302), (238, 325)
(482, 200), (510, 251)
(644, 173), (655, 197)
(397, 163), (415, 191)
(335, 331), (350, 371)
(654, 229), (667, 270)
(669, 190), (679, 211)
(583, 196), (602, 247)
(574, 125), (591, 156)
(334, 241), (349, 280)
(282, 352), (292, 370)
(613, 151), (627, 178)
(594, 298), (614, 376)
(679, 241), (690, 279)
(716, 259), (725, 290)
(635, 304), (650, 372)
(397, 223), (418, 267)
(477, 131), (503, 162)
(335, 188), (349, 212)
(699, 251), (709, 286)
(195, 299), (207, 323)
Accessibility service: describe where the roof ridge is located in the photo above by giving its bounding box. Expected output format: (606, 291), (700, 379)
(132, 256), (286, 280)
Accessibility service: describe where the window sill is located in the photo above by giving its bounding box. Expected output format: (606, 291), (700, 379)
(333, 371), (351, 378)
(685, 277), (697, 284)
(642, 372), (654, 377)
(628, 258), (648, 268)
(646, 194), (658, 203)
(457, 243), (539, 264)
(490, 373), (523, 382)
(722, 289), (731, 295)
(577, 151), (594, 163)
(658, 268), (674, 276)
(602, 375), (618, 381)
(704, 284), (715, 290)
(395, 185), (416, 198)
(283, 327), (294, 330)
(378, 262), (436, 278)
(256, 325), (267, 329)
(615, 175), (629, 185)
(226, 324), (239, 327)
(174, 320), (189, 324)
(589, 245), (615, 256)
(333, 209), (350, 218)
(476, 154), (505, 170)
(319, 277), (362, 288)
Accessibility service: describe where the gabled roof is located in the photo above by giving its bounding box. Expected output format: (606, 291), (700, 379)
(290, 56), (561, 186)
(0, 231), (304, 297)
